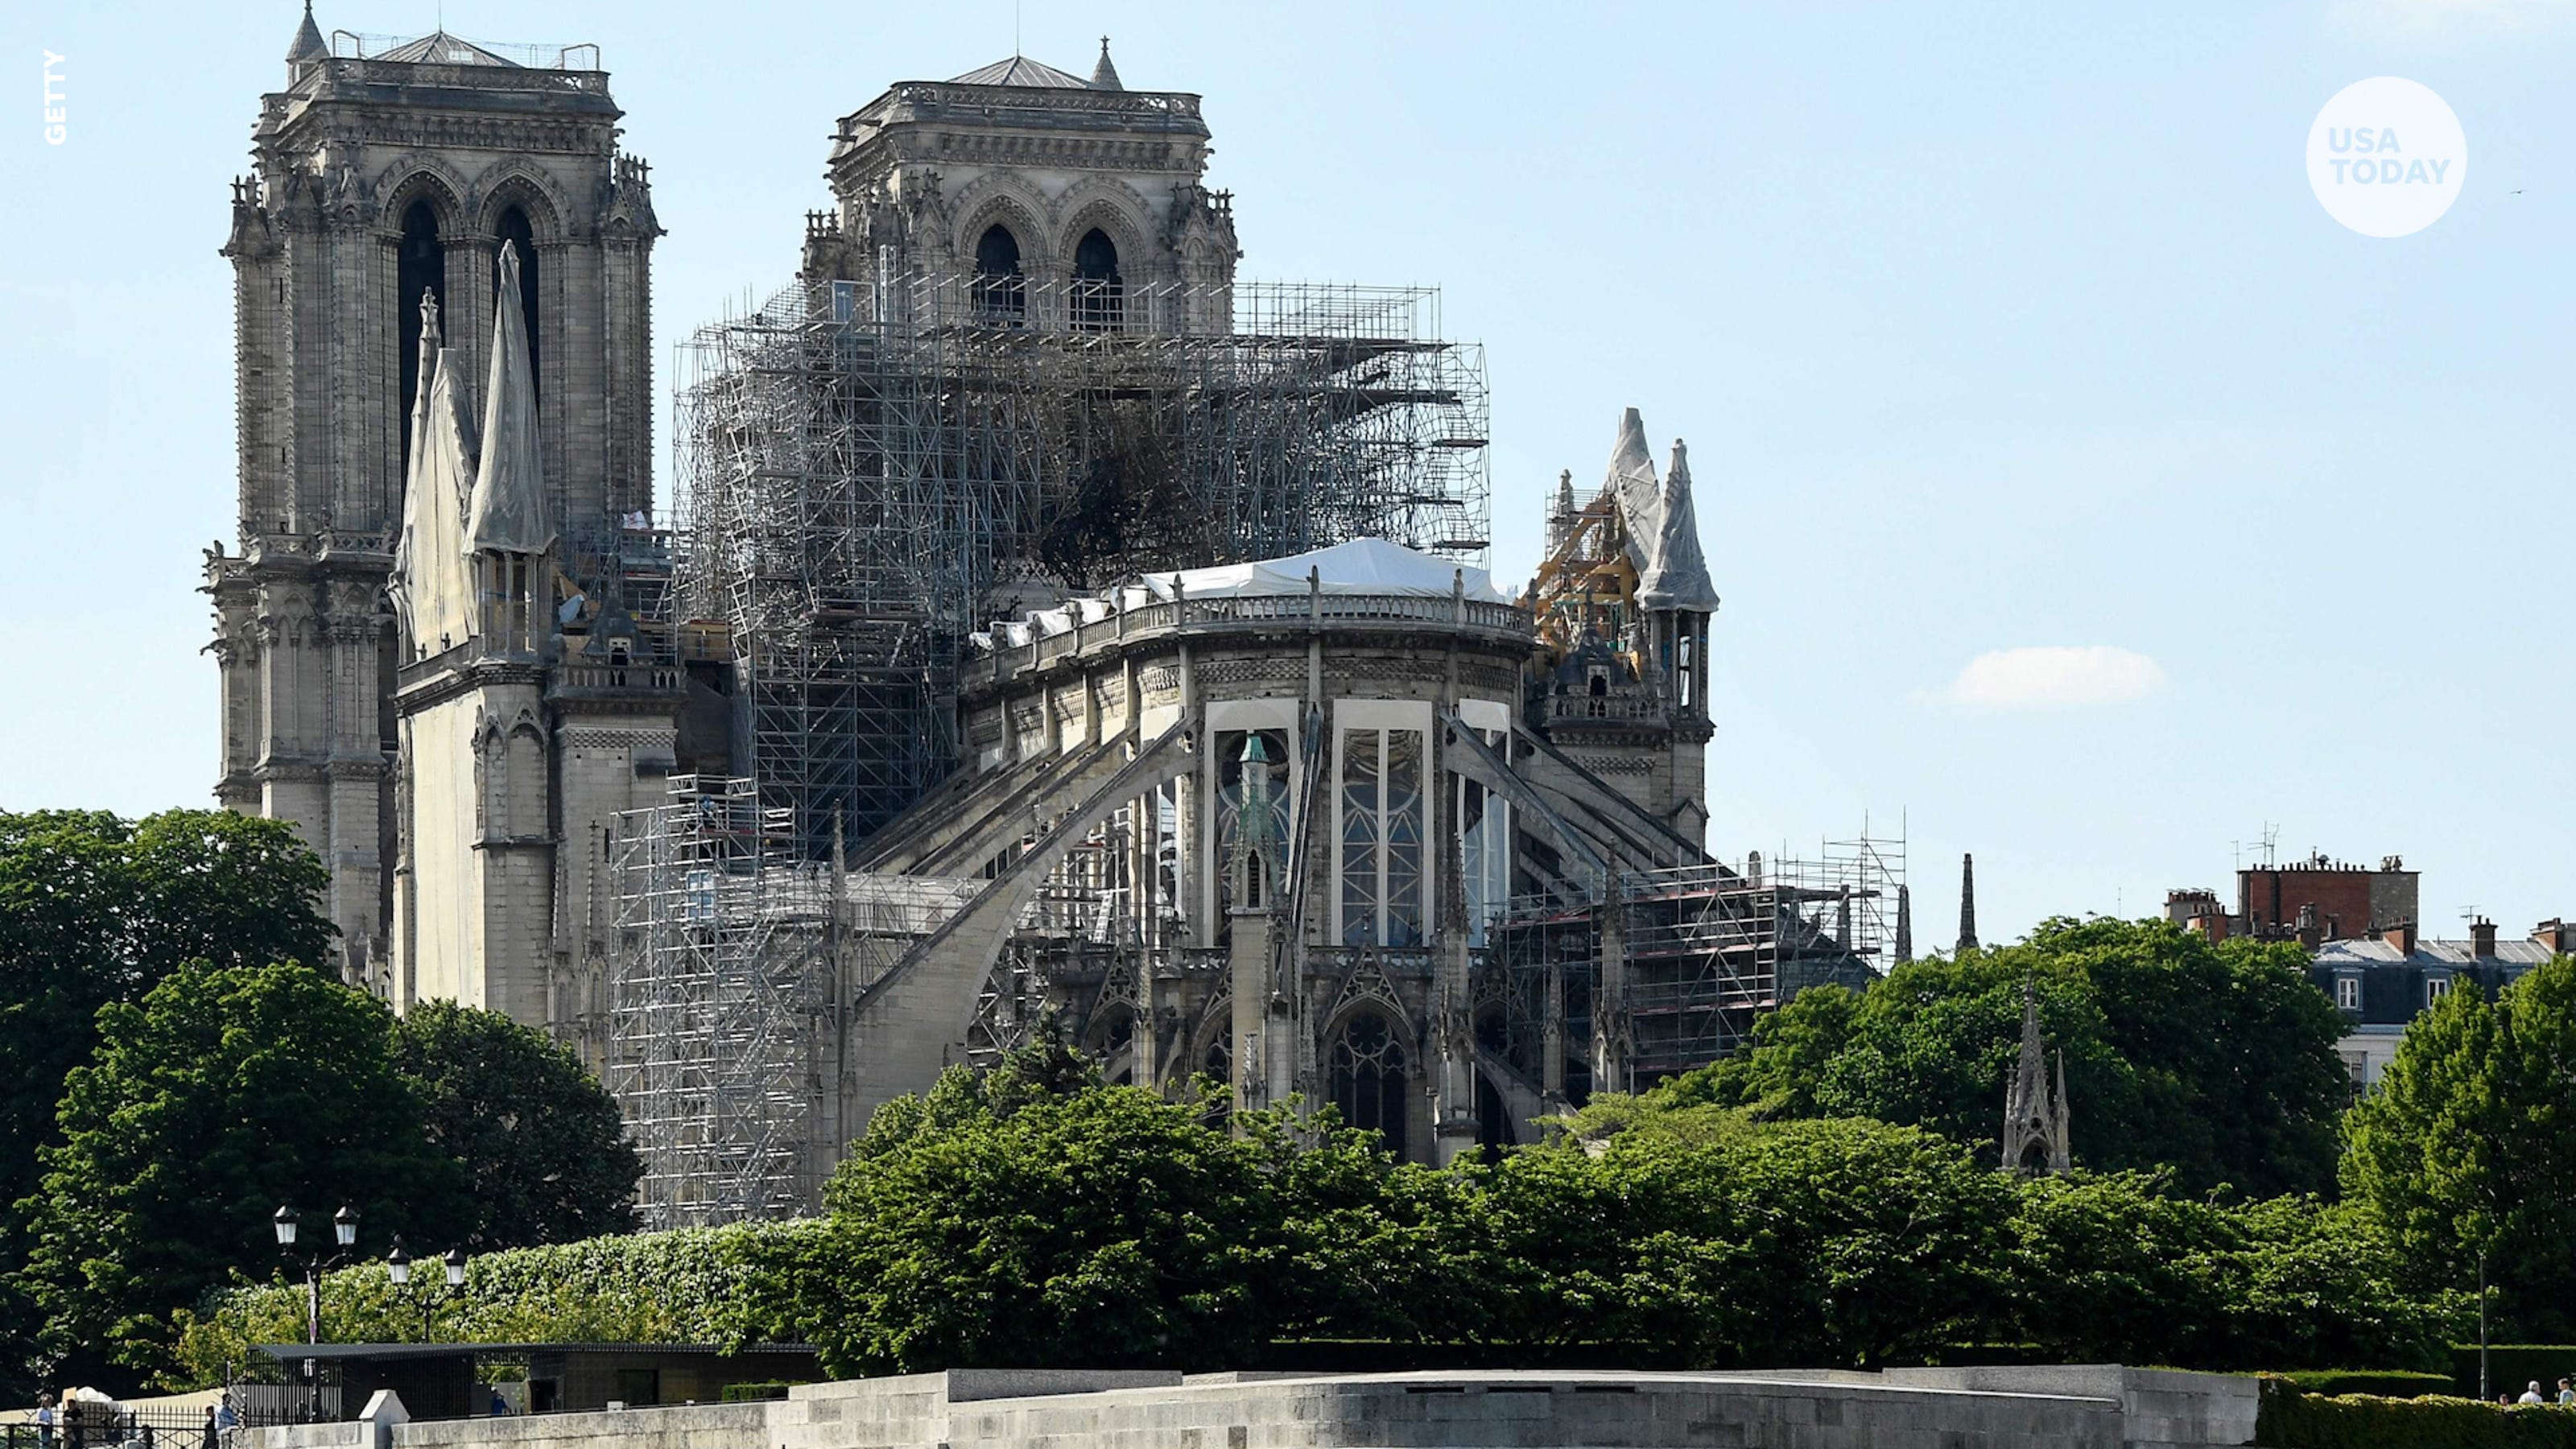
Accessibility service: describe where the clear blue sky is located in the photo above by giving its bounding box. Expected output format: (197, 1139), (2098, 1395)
(4, 2), (2568, 945)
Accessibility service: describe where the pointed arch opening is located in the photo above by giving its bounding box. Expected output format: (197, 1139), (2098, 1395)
(397, 199), (448, 477)
(1071, 227), (1123, 331)
(493, 204), (540, 404)
(973, 223), (1026, 320)
(1327, 1009), (1410, 1158)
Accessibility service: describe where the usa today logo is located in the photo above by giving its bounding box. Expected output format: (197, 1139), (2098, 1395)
(2307, 77), (2466, 237)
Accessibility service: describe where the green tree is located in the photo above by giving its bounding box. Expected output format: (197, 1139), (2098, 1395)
(2005, 1171), (2448, 1370)
(2343, 954), (2576, 1339)
(22, 962), (465, 1386)
(0, 809), (333, 1396)
(1679, 919), (2347, 1195)
(391, 1001), (642, 1249)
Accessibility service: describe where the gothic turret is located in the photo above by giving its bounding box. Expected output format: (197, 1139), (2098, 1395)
(390, 291), (475, 657)
(1894, 882), (1914, 964)
(287, 1), (326, 68)
(2003, 977), (2072, 1174)
(1089, 37), (1124, 91)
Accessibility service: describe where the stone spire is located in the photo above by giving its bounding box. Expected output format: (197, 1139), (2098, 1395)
(287, 0), (327, 64)
(2002, 976), (2072, 1174)
(1894, 882), (1913, 964)
(1089, 36), (1124, 90)
(464, 242), (552, 557)
(1957, 852), (1979, 953)
(1634, 439), (1719, 613)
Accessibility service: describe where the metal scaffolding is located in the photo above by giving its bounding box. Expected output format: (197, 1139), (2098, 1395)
(674, 272), (1490, 856)
(605, 775), (841, 1229)
(1490, 830), (1903, 1093)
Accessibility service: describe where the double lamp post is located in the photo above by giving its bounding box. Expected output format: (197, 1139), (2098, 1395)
(273, 1204), (471, 1422)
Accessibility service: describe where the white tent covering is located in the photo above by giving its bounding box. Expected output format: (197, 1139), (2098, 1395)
(1140, 537), (1509, 604)
(972, 538), (1509, 650)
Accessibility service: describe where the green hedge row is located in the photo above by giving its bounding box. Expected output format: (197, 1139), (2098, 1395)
(2276, 1370), (2458, 1399)
(2452, 1348), (2576, 1402)
(2260, 1382), (2576, 1447)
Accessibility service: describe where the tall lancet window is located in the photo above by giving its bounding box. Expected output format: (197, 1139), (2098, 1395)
(494, 205), (540, 402)
(397, 200), (447, 473)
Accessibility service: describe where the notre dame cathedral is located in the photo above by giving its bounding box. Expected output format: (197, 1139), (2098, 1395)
(206, 11), (1887, 1207)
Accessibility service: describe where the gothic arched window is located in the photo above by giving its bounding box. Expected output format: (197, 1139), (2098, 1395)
(1328, 1010), (1410, 1158)
(974, 224), (1026, 320)
(493, 204), (541, 402)
(397, 199), (447, 474)
(1072, 226), (1122, 331)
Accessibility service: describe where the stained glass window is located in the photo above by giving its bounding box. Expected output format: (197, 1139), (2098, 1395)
(1328, 1011), (1410, 1158)
(1340, 730), (1379, 946)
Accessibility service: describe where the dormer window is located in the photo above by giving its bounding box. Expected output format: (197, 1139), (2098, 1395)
(2426, 975), (2452, 1005)
(2335, 975), (2359, 1012)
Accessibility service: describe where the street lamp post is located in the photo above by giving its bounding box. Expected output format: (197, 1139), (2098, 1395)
(386, 1239), (471, 1342)
(275, 1204), (361, 1422)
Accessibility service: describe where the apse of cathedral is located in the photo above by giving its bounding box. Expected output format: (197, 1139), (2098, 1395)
(208, 14), (1879, 1222)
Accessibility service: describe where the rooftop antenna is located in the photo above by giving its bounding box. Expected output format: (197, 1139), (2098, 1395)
(1014, 0), (1022, 57)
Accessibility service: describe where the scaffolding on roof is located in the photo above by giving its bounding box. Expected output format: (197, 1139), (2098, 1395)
(673, 270), (1490, 857)
(1489, 828), (1903, 1094)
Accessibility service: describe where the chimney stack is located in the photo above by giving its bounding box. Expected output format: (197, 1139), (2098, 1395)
(2381, 919), (2417, 955)
(2471, 917), (2498, 958)
(2533, 919), (2574, 956)
(2294, 903), (2321, 952)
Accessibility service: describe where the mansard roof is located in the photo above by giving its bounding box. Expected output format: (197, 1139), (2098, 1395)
(949, 54), (1094, 89)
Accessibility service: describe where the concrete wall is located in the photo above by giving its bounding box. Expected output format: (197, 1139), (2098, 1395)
(243, 1364), (2257, 1449)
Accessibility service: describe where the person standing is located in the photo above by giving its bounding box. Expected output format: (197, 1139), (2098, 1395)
(2519, 1381), (2546, 1405)
(35, 1393), (56, 1449)
(2557, 1378), (2574, 1406)
(62, 1396), (84, 1449)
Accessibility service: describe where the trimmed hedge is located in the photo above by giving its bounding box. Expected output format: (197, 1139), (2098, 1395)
(2452, 1347), (2576, 1402)
(2276, 1370), (2461, 1399)
(2260, 1381), (2576, 1447)
(717, 1382), (802, 1402)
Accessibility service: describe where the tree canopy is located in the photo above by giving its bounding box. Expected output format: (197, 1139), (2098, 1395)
(2343, 953), (2576, 1340)
(22, 961), (465, 1385)
(1673, 917), (2349, 1196)
(0, 809), (335, 1398)
(393, 1001), (642, 1249)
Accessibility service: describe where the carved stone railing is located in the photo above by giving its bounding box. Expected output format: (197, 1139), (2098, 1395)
(964, 590), (1532, 694)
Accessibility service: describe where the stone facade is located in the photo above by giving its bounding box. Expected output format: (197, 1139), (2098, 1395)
(207, 18), (667, 1055)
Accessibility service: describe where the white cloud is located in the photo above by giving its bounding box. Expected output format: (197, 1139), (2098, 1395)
(1929, 646), (2168, 708)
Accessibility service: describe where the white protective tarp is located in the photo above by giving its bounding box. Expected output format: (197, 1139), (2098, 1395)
(464, 241), (552, 557)
(390, 339), (479, 654)
(1603, 407), (1662, 570)
(1134, 538), (1511, 605)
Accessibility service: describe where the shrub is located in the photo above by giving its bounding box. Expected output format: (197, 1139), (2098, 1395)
(2258, 1380), (2576, 1447)
(2449, 1348), (2576, 1403)
(2275, 1369), (2458, 1398)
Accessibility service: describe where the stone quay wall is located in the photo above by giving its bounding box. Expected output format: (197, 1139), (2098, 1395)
(244, 1363), (2258, 1449)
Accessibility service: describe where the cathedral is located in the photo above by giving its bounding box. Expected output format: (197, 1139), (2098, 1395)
(207, 14), (1885, 1218)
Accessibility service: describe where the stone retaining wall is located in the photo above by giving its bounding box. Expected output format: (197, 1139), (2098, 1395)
(245, 1363), (2257, 1449)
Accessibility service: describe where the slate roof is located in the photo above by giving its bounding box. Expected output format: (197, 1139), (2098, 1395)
(374, 31), (523, 67)
(2312, 937), (2555, 968)
(949, 55), (1094, 89)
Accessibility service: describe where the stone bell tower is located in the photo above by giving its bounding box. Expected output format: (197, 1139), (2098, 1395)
(204, 7), (659, 989)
